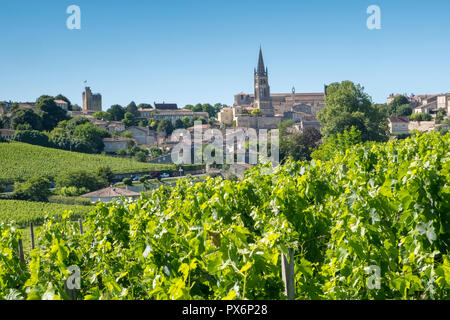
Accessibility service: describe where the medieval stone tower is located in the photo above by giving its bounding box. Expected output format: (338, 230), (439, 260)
(82, 87), (102, 112)
(254, 48), (274, 116)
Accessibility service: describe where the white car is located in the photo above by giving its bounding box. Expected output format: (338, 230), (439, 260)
(160, 173), (170, 178)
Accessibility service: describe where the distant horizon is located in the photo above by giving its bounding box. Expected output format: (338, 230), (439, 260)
(1, 0), (449, 109)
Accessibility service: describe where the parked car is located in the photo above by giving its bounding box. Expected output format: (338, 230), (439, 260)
(132, 176), (139, 181)
(160, 173), (170, 178)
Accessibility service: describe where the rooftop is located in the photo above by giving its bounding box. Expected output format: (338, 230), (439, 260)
(82, 186), (140, 198)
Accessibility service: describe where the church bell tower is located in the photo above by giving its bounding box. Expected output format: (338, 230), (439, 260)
(254, 47), (274, 116)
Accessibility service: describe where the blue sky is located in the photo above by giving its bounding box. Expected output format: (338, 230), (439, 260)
(1, 0), (449, 108)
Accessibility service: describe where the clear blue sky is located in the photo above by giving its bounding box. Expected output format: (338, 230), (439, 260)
(1, 0), (449, 109)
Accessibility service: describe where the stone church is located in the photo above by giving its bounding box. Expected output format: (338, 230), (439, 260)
(221, 48), (325, 130)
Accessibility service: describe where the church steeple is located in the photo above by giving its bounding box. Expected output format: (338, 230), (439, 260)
(256, 47), (267, 76)
(254, 47), (273, 116)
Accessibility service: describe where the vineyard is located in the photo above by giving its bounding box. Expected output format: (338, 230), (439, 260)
(0, 132), (449, 300)
(0, 142), (176, 184)
(0, 200), (93, 228)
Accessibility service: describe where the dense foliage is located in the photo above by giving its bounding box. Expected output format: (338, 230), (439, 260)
(0, 132), (448, 300)
(319, 81), (388, 142)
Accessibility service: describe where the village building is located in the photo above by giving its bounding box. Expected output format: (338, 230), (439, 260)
(81, 186), (140, 203)
(0, 129), (16, 140)
(127, 126), (157, 146)
(103, 137), (135, 153)
(54, 99), (69, 111)
(388, 116), (410, 135)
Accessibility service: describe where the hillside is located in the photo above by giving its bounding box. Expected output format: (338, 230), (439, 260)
(0, 200), (93, 227)
(0, 142), (175, 183)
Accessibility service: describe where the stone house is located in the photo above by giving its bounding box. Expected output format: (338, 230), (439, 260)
(388, 116), (410, 135)
(127, 126), (157, 146)
(103, 138), (135, 153)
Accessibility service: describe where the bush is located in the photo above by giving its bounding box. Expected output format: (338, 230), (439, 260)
(56, 169), (107, 192)
(134, 151), (147, 162)
(122, 178), (133, 186)
(12, 130), (52, 148)
(139, 175), (151, 183)
(57, 186), (90, 197)
(13, 176), (52, 202)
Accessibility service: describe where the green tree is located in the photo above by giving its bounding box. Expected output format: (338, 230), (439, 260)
(97, 166), (114, 184)
(251, 108), (261, 116)
(126, 101), (140, 117)
(122, 178), (133, 186)
(56, 169), (107, 192)
(122, 112), (138, 128)
(107, 105), (126, 121)
(134, 151), (147, 162)
(93, 111), (113, 121)
(396, 104), (413, 116)
(11, 109), (42, 131)
(13, 176), (52, 202)
(73, 122), (110, 153)
(174, 118), (184, 129)
(157, 119), (174, 135)
(37, 96), (68, 131)
(149, 146), (163, 158)
(318, 81), (388, 142)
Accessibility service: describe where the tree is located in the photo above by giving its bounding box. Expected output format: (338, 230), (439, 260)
(396, 104), (413, 116)
(56, 169), (107, 192)
(107, 105), (126, 121)
(37, 96), (68, 131)
(280, 127), (322, 162)
(122, 112), (138, 128)
(122, 178), (133, 186)
(149, 146), (163, 158)
(157, 119), (174, 135)
(10, 109), (42, 131)
(73, 122), (110, 153)
(318, 81), (388, 142)
(126, 101), (140, 117)
(97, 166), (114, 184)
(251, 108), (261, 116)
(93, 111), (112, 121)
(134, 151), (147, 162)
(71, 104), (82, 111)
(13, 176), (51, 202)
(122, 131), (133, 138)
(174, 118), (184, 129)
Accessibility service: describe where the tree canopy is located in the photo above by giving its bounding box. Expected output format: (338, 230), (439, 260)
(318, 81), (388, 142)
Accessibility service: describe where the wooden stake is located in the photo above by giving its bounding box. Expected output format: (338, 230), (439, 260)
(281, 247), (295, 300)
(78, 219), (84, 235)
(18, 239), (25, 263)
(30, 222), (35, 250)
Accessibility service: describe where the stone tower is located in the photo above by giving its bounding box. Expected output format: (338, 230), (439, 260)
(83, 87), (102, 112)
(254, 48), (274, 116)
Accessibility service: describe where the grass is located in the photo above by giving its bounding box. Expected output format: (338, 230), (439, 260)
(0, 142), (177, 184)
